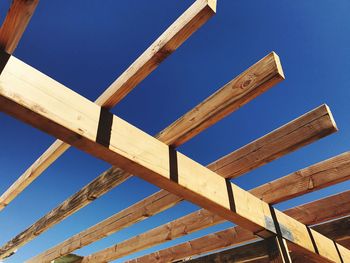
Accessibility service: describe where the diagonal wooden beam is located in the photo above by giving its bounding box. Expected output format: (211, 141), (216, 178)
(185, 216), (350, 263)
(126, 190), (350, 263)
(0, 0), (217, 211)
(0, 54), (346, 262)
(1, 51), (285, 259)
(0, 0), (39, 54)
(29, 151), (350, 263)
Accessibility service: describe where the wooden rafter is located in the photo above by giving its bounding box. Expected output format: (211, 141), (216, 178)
(0, 0), (217, 211)
(1, 51), (284, 258)
(29, 151), (350, 263)
(126, 190), (350, 263)
(0, 0), (39, 54)
(0, 54), (347, 262)
(185, 216), (350, 263)
(62, 184), (350, 262)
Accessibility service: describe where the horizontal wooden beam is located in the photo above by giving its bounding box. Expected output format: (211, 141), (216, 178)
(185, 216), (350, 263)
(29, 152), (350, 263)
(4, 51), (285, 258)
(0, 53), (346, 262)
(126, 190), (350, 263)
(0, 0), (217, 211)
(0, 0), (39, 54)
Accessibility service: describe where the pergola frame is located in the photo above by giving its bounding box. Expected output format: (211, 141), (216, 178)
(0, 1), (349, 263)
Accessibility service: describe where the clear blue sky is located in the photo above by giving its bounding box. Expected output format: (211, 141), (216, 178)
(0, 0), (350, 262)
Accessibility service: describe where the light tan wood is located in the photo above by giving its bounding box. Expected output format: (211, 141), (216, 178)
(125, 190), (350, 263)
(0, 0), (39, 54)
(0, 55), (344, 262)
(156, 52), (285, 146)
(28, 110), (342, 262)
(208, 104), (337, 179)
(1, 50), (287, 259)
(185, 217), (350, 263)
(251, 151), (350, 204)
(0, 0), (216, 212)
(95, 0), (217, 108)
(29, 152), (350, 263)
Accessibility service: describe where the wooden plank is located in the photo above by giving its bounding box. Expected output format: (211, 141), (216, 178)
(185, 216), (350, 263)
(267, 237), (292, 263)
(208, 105), (337, 179)
(0, 0), (217, 211)
(28, 115), (344, 263)
(0, 54), (345, 262)
(0, 0), (39, 54)
(3, 51), (285, 259)
(251, 151), (350, 204)
(53, 254), (82, 263)
(70, 156), (350, 263)
(94, 0), (217, 108)
(156, 51), (284, 146)
(125, 190), (350, 263)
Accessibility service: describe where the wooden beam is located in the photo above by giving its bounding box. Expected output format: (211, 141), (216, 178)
(27, 119), (343, 263)
(266, 237), (292, 263)
(0, 54), (346, 262)
(94, 0), (217, 108)
(0, 0), (39, 54)
(3, 51), (285, 259)
(251, 151), (350, 204)
(208, 105), (338, 179)
(156, 52), (284, 147)
(185, 216), (350, 263)
(125, 190), (350, 263)
(0, 0), (217, 211)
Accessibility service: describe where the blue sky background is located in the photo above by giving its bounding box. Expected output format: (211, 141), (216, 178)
(0, 0), (350, 262)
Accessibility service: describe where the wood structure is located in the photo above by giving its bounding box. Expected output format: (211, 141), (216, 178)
(0, 1), (349, 262)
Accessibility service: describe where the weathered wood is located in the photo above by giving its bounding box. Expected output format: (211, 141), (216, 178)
(4, 51), (285, 260)
(28, 136), (350, 263)
(0, 0), (217, 211)
(53, 254), (82, 263)
(156, 52), (285, 146)
(0, 54), (346, 262)
(266, 237), (292, 263)
(125, 190), (350, 263)
(0, 0), (39, 53)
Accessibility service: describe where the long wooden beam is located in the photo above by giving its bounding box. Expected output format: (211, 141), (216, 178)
(0, 0), (39, 54)
(30, 151), (350, 263)
(126, 190), (350, 263)
(0, 0), (217, 211)
(185, 216), (350, 263)
(0, 54), (346, 262)
(1, 51), (285, 258)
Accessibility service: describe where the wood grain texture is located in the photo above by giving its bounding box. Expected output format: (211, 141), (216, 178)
(208, 104), (337, 179)
(95, 0), (217, 108)
(10, 51), (285, 261)
(0, 54), (345, 262)
(125, 190), (350, 263)
(156, 52), (285, 146)
(186, 217), (350, 263)
(251, 151), (350, 204)
(0, 0), (216, 212)
(29, 147), (348, 261)
(0, 0), (39, 53)
(27, 107), (340, 262)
